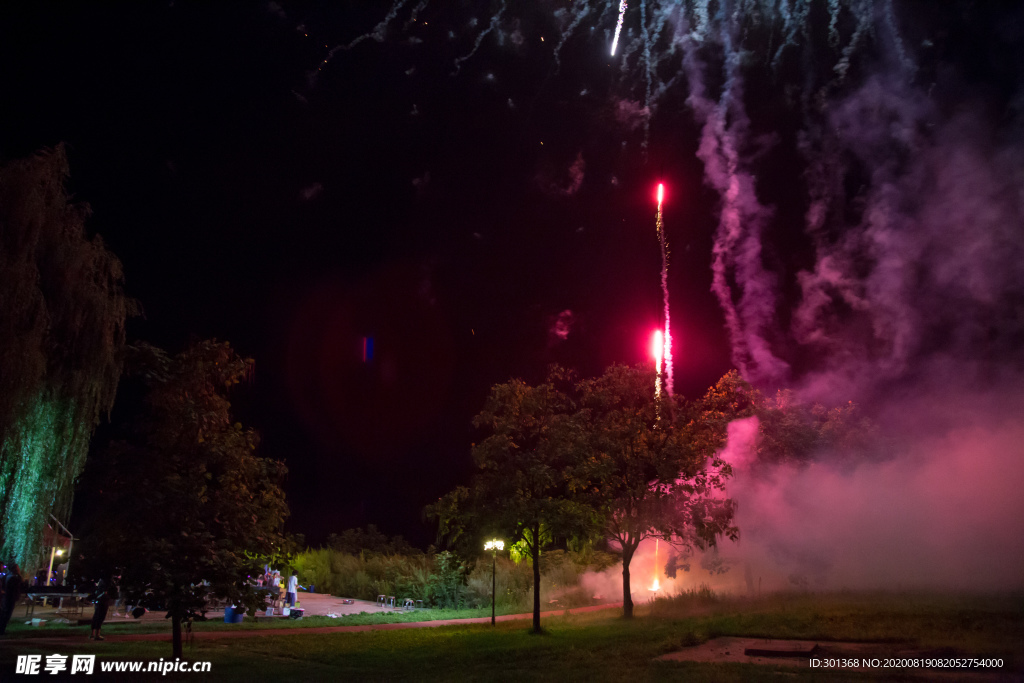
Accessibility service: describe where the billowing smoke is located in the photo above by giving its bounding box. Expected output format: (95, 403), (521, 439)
(563, 153), (587, 196)
(300, 182), (323, 201)
(613, 98), (650, 133)
(585, 1), (1024, 593)
(686, 412), (1024, 593)
(537, 152), (587, 197)
(549, 309), (576, 341)
(792, 84), (1024, 405)
(654, 3), (1024, 399)
(672, 3), (1024, 592)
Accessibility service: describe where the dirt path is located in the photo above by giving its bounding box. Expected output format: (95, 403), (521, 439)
(4, 603), (624, 646)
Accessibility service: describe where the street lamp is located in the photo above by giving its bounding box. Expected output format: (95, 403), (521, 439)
(484, 539), (504, 626)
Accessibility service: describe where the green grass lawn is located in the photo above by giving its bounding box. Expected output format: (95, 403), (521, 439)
(0, 605), (519, 639)
(2, 592), (1021, 681)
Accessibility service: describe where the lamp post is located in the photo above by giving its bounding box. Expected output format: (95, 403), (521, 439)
(484, 539), (504, 626)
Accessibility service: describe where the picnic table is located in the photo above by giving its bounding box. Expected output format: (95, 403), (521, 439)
(24, 592), (90, 619)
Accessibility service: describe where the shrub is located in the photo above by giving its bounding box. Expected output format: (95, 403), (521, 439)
(291, 543), (620, 610)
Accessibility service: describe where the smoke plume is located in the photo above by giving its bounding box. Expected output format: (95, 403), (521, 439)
(583, 1), (1024, 594)
(667, 1), (1024, 592)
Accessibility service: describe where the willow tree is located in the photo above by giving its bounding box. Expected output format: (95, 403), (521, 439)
(0, 145), (130, 567)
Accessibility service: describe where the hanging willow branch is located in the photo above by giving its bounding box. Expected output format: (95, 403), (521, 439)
(0, 144), (131, 567)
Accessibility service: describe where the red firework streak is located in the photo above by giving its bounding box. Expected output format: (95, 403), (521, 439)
(656, 183), (673, 396)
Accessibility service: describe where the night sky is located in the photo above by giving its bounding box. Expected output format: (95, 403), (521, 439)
(3, 2), (1021, 551)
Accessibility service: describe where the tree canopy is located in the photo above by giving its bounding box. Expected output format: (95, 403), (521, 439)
(576, 365), (738, 617)
(699, 370), (880, 468)
(429, 365), (875, 623)
(0, 145), (131, 568)
(326, 525), (418, 556)
(429, 367), (596, 633)
(76, 340), (289, 657)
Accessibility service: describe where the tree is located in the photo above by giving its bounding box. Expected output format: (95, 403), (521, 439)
(326, 525), (417, 556)
(77, 341), (289, 658)
(577, 365), (738, 618)
(697, 370), (880, 467)
(0, 145), (131, 568)
(429, 368), (596, 633)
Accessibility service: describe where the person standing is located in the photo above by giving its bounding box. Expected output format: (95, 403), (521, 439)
(286, 572), (298, 608)
(90, 578), (110, 640)
(0, 563), (23, 636)
(112, 577), (129, 618)
(271, 570), (282, 608)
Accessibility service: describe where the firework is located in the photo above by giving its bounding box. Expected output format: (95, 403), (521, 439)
(610, 0), (627, 56)
(656, 183), (673, 396)
(650, 538), (661, 593)
(652, 328), (664, 401)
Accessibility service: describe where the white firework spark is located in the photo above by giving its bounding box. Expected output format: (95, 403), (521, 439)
(610, 0), (627, 56)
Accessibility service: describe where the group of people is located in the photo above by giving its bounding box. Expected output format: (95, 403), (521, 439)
(257, 569), (301, 608)
(2, 564), (309, 639)
(0, 563), (116, 641)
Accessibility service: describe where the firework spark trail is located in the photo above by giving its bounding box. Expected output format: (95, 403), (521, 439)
(611, 0), (627, 56)
(883, 0), (915, 74)
(338, 0), (930, 392)
(345, 0), (412, 50)
(311, 0), (414, 82)
(772, 0), (809, 70)
(453, 0), (507, 74)
(409, 0), (429, 24)
(554, 4), (592, 71)
(688, 0), (712, 39)
(656, 183), (673, 396)
(827, 0), (842, 47)
(677, 0), (788, 384)
(640, 0), (654, 151)
(833, 0), (873, 82)
(652, 329), (663, 407)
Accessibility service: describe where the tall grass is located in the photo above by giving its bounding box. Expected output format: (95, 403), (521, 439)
(291, 549), (436, 603)
(648, 583), (719, 617)
(292, 547), (618, 610)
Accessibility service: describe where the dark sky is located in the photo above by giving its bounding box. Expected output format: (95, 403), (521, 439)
(4, 2), (1019, 550)
(1, 2), (733, 547)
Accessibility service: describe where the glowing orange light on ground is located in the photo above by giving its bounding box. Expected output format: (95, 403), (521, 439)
(650, 539), (661, 592)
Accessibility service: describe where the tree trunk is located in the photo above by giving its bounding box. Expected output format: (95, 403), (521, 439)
(171, 608), (182, 659)
(622, 543), (635, 619)
(531, 523), (541, 634)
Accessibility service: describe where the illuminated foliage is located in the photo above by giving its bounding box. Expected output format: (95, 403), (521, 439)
(507, 525), (551, 565)
(0, 145), (129, 567)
